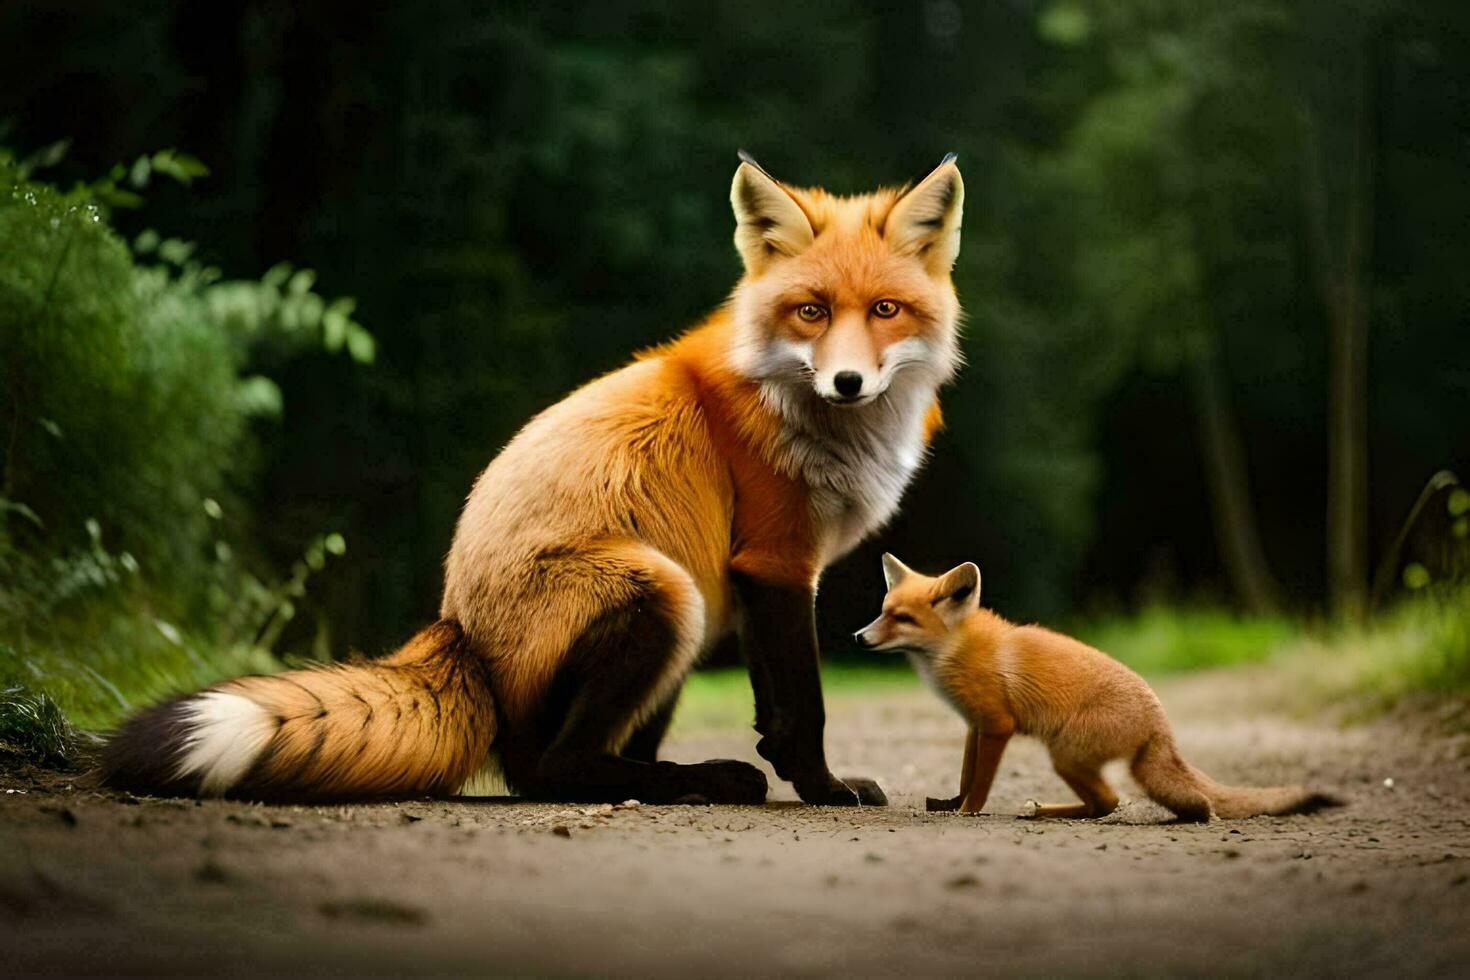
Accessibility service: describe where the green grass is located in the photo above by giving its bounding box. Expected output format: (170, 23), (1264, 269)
(1273, 586), (1470, 725)
(0, 606), (283, 734)
(1072, 606), (1299, 676)
(674, 662), (917, 732)
(0, 684), (87, 767)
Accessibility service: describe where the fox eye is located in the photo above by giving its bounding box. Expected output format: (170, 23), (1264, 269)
(892, 612), (916, 625)
(796, 303), (828, 323)
(871, 299), (900, 318)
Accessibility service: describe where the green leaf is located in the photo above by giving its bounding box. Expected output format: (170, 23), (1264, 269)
(1403, 563), (1432, 590)
(158, 238), (196, 265)
(18, 139), (70, 178)
(237, 375), (284, 417)
(0, 499), (43, 527)
(346, 326), (376, 364)
(95, 185), (144, 209)
(262, 263), (292, 290)
(287, 268), (317, 295)
(150, 149), (210, 184)
(324, 532), (347, 556)
(129, 155), (151, 189)
(1449, 488), (1470, 517)
(1038, 2), (1091, 46)
(322, 308), (347, 352)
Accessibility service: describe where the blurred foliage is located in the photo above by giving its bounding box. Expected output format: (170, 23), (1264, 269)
(0, 151), (369, 618)
(1075, 606), (1297, 677)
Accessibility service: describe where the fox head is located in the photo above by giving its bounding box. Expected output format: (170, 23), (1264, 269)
(853, 553), (980, 653)
(727, 153), (964, 406)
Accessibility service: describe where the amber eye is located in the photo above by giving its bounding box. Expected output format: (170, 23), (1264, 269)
(872, 299), (900, 318)
(796, 304), (828, 323)
(892, 612), (916, 625)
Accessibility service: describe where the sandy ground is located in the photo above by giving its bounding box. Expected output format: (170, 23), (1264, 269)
(3, 666), (1469, 978)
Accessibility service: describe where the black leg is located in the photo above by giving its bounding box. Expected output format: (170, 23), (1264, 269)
(622, 695), (679, 763)
(732, 571), (887, 807)
(502, 589), (766, 805)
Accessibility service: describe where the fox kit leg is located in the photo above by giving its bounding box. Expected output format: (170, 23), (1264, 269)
(500, 542), (767, 805)
(958, 730), (1011, 813)
(735, 573), (886, 807)
(1025, 765), (1120, 819)
(926, 726), (979, 812)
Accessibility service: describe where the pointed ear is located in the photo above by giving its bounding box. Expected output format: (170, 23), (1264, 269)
(931, 561), (980, 624)
(881, 552), (915, 591)
(884, 152), (964, 274)
(730, 152), (815, 274)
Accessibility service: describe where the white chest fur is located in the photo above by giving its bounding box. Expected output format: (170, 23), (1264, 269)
(762, 373), (935, 567)
(907, 651), (967, 719)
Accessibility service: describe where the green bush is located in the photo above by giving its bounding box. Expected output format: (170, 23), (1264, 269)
(1, 149), (371, 615)
(0, 147), (370, 736)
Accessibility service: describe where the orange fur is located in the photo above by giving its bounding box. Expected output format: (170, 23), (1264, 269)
(857, 557), (1337, 821)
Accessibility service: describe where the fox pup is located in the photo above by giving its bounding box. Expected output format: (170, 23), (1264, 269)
(854, 554), (1335, 821)
(102, 153), (966, 806)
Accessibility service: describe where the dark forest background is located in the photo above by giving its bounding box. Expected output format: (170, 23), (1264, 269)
(3, 1), (1468, 702)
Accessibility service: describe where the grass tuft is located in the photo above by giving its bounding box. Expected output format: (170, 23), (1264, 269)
(0, 684), (86, 769)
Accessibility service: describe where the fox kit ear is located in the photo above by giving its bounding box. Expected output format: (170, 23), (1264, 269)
(885, 153), (964, 275)
(932, 561), (980, 625)
(881, 552), (915, 591)
(731, 152), (815, 274)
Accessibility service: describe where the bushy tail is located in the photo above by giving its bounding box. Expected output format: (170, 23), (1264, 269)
(1131, 734), (1338, 821)
(1188, 765), (1339, 819)
(101, 620), (496, 802)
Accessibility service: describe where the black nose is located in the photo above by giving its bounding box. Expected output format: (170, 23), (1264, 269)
(852, 631), (873, 649)
(834, 371), (863, 397)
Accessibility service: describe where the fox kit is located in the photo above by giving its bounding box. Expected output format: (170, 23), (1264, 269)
(855, 555), (1334, 821)
(102, 153), (966, 806)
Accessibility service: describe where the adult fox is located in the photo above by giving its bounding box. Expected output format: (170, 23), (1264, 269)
(103, 153), (966, 806)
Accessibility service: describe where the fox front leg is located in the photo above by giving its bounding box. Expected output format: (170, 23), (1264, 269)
(734, 572), (887, 807)
(926, 726), (980, 812)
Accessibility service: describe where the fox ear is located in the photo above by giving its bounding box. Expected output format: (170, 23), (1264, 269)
(731, 152), (815, 274)
(885, 153), (964, 274)
(931, 561), (980, 624)
(881, 552), (915, 591)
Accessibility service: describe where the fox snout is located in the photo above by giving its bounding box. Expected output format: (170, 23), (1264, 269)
(851, 626), (876, 649)
(819, 368), (872, 404)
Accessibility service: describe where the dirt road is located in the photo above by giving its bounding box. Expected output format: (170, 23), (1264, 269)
(3, 667), (1468, 977)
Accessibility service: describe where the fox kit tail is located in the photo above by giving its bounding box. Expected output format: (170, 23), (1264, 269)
(1186, 764), (1338, 820)
(1131, 734), (1336, 821)
(101, 620), (496, 802)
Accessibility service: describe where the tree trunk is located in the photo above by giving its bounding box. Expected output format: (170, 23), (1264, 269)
(1327, 39), (1377, 622)
(1187, 341), (1282, 615)
(1304, 28), (1378, 621)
